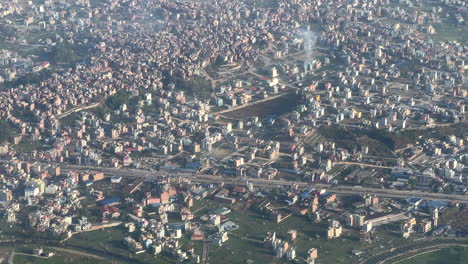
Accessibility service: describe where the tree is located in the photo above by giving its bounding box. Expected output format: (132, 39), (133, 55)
(0, 24), (16, 38)
(49, 44), (78, 64)
(0, 120), (13, 143)
(106, 91), (130, 110)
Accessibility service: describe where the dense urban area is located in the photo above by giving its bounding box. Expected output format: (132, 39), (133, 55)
(0, 0), (466, 263)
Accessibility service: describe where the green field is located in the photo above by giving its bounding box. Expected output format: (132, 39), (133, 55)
(14, 253), (110, 264)
(3, 198), (462, 264)
(59, 198), (366, 264)
(209, 210), (358, 264)
(398, 246), (468, 264)
(195, 199), (376, 264)
(62, 224), (199, 264)
(433, 21), (468, 44)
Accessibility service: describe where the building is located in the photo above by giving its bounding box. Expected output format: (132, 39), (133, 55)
(307, 248), (318, 264)
(287, 230), (297, 241)
(327, 220), (343, 239)
(0, 189), (12, 203)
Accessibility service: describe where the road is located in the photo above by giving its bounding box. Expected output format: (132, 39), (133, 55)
(59, 165), (468, 203)
(334, 161), (393, 169)
(379, 242), (468, 264)
(57, 102), (102, 119)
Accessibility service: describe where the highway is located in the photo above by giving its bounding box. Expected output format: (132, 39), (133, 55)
(60, 165), (468, 203)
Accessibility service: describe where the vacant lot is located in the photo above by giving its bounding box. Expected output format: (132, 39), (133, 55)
(222, 93), (300, 120)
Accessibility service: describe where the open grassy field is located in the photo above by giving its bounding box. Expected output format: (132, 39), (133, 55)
(194, 198), (367, 264)
(433, 19), (468, 44)
(3, 197), (461, 264)
(398, 246), (468, 264)
(13, 253), (110, 264)
(62, 226), (177, 264)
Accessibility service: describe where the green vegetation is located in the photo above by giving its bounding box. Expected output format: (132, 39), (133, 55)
(0, 120), (14, 143)
(439, 207), (468, 230)
(166, 76), (212, 100)
(317, 126), (395, 158)
(13, 253), (110, 264)
(389, 123), (466, 149)
(251, 0), (279, 9)
(104, 90), (152, 120)
(194, 199), (361, 264)
(63, 227), (177, 264)
(318, 126), (358, 150)
(2, 69), (53, 89)
(398, 246), (468, 264)
(48, 44), (80, 64)
(0, 220), (65, 241)
(319, 123), (466, 154)
(210, 105), (229, 112)
(60, 112), (81, 128)
(0, 24), (17, 38)
(14, 139), (47, 153)
(386, 0), (467, 44)
(62, 198), (369, 264)
(88, 105), (110, 120)
(432, 13), (468, 44)
(106, 91), (131, 110)
(12, 107), (37, 123)
(182, 76), (212, 100)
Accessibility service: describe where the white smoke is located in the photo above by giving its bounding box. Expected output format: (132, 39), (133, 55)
(301, 29), (318, 63)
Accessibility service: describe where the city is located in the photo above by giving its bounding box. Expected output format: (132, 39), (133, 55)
(0, 0), (466, 263)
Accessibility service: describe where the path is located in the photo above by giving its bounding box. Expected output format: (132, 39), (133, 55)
(60, 221), (122, 242)
(49, 247), (106, 260)
(57, 102), (102, 119)
(7, 249), (14, 264)
(392, 248), (442, 264)
(202, 239), (208, 264)
(12, 252), (48, 260)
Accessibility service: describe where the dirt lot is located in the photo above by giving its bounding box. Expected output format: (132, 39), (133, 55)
(0, 247), (12, 264)
(208, 148), (233, 160)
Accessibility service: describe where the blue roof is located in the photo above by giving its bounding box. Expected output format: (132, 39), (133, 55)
(300, 187), (315, 199)
(167, 223), (185, 230)
(99, 197), (122, 206)
(421, 200), (448, 209)
(84, 180), (93, 186)
(407, 197), (422, 204)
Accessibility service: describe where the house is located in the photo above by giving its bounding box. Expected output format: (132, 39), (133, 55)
(100, 206), (120, 219)
(111, 176), (122, 183)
